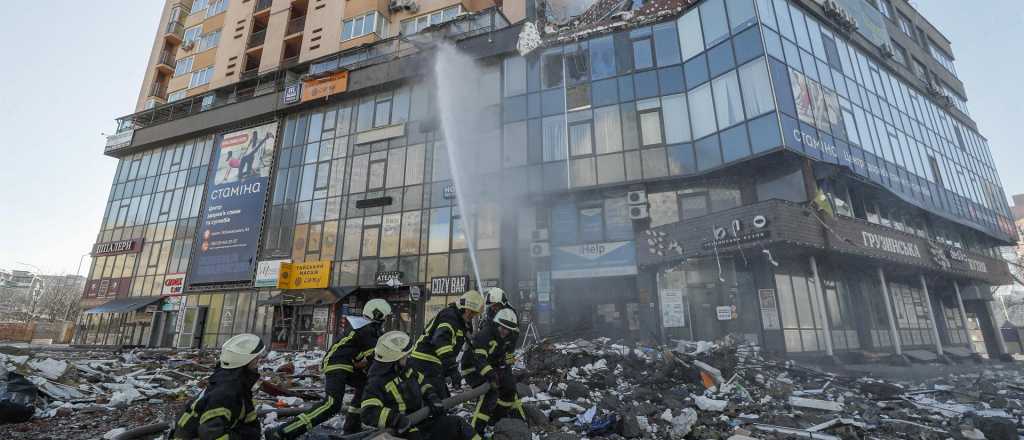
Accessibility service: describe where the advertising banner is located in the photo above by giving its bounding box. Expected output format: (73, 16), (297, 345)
(551, 241), (638, 279)
(188, 122), (278, 287)
(255, 259), (290, 288)
(301, 71), (349, 103)
(162, 273), (186, 295)
(278, 260), (332, 290)
(659, 288), (685, 328)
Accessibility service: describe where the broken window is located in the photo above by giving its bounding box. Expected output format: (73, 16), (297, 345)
(541, 49), (563, 89)
(564, 43), (590, 85)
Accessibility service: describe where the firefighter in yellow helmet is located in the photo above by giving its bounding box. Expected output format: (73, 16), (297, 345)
(360, 331), (480, 439)
(267, 299), (392, 439)
(464, 308), (525, 434)
(173, 334), (265, 440)
(408, 290), (484, 398)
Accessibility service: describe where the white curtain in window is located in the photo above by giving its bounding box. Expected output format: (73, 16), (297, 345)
(738, 58), (775, 118)
(594, 106), (623, 153)
(543, 115), (567, 162)
(712, 72), (743, 129)
(661, 94), (691, 143)
(689, 84), (716, 139)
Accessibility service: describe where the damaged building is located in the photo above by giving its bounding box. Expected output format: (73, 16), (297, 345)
(76, 0), (1016, 362)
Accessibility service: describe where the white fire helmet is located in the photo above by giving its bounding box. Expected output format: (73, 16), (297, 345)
(374, 330), (414, 363)
(362, 298), (392, 322)
(494, 308), (519, 331)
(486, 287), (507, 306)
(219, 333), (265, 369)
(458, 290), (485, 314)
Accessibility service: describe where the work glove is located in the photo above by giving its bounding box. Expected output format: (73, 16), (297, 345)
(425, 393), (446, 418)
(390, 413), (411, 433)
(505, 352), (516, 366)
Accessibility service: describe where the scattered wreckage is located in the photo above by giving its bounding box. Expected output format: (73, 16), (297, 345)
(0, 339), (1021, 440)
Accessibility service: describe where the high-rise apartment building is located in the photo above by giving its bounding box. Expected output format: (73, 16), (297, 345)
(82, 0), (1016, 361)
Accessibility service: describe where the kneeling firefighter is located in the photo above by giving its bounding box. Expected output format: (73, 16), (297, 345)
(407, 290), (484, 398)
(465, 308), (525, 433)
(360, 330), (481, 440)
(267, 298), (392, 439)
(173, 334), (265, 440)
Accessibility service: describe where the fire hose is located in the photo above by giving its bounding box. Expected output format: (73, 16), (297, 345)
(333, 383), (492, 440)
(110, 405), (312, 440)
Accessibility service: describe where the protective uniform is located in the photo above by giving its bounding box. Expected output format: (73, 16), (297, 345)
(484, 289), (526, 425)
(465, 308), (525, 433)
(271, 299), (391, 438)
(174, 334), (264, 440)
(361, 331), (480, 440)
(408, 291), (482, 398)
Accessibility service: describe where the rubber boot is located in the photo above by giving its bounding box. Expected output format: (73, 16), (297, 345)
(342, 412), (362, 434)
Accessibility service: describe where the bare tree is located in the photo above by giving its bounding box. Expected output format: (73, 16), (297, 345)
(34, 274), (85, 322)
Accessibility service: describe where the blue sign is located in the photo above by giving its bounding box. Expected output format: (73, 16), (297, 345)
(188, 122), (279, 287)
(551, 241), (638, 280)
(551, 201), (578, 245)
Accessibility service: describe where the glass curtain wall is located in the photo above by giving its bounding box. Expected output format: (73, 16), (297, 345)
(756, 0), (1012, 240)
(500, 0), (779, 194)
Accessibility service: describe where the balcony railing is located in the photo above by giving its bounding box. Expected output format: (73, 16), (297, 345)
(241, 67), (259, 80)
(248, 29), (267, 48)
(286, 16), (306, 35)
(164, 21), (185, 39)
(254, 0), (273, 12)
(281, 55), (300, 68)
(149, 82), (168, 98)
(157, 51), (176, 68)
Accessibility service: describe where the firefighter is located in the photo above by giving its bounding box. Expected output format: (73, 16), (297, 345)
(486, 288), (526, 417)
(465, 308), (523, 434)
(173, 334), (265, 440)
(267, 299), (392, 439)
(408, 290), (484, 398)
(360, 331), (480, 440)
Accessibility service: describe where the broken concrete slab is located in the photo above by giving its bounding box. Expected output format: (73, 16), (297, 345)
(903, 349), (940, 363)
(788, 396), (844, 412)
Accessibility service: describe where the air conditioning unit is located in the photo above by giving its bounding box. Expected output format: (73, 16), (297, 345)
(627, 190), (647, 205)
(879, 43), (895, 59)
(531, 229), (549, 242)
(388, 0), (419, 13)
(629, 205), (649, 220)
(530, 242), (550, 258)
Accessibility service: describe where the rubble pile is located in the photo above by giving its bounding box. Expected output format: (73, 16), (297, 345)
(0, 347), (326, 439)
(515, 338), (1024, 440)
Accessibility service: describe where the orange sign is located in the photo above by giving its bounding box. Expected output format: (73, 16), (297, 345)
(301, 71), (349, 102)
(278, 260), (332, 289)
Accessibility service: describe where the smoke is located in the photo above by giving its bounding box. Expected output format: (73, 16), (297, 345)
(433, 43), (504, 285)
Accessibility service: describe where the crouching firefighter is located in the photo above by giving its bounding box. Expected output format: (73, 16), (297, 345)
(173, 334), (265, 440)
(407, 290), (484, 398)
(465, 308), (525, 433)
(267, 299), (392, 439)
(361, 330), (481, 440)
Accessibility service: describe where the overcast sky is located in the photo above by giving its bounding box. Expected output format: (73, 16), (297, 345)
(0, 1), (1022, 276)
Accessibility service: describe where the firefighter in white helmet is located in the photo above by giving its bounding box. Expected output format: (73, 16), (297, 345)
(360, 331), (480, 439)
(268, 299), (392, 439)
(173, 334), (265, 439)
(465, 308), (525, 434)
(408, 290), (484, 398)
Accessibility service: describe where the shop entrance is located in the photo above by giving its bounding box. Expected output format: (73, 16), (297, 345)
(147, 311), (178, 348)
(551, 276), (641, 340)
(178, 306), (208, 348)
(657, 258), (738, 342)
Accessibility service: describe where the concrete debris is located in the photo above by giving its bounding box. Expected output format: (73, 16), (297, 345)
(516, 22), (542, 56)
(520, 337), (1024, 440)
(3, 336), (1024, 439)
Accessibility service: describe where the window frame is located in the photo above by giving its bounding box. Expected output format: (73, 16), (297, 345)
(189, 66), (213, 88)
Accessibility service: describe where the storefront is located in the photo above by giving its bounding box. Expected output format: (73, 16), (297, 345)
(638, 199), (1013, 358)
(78, 295), (164, 347)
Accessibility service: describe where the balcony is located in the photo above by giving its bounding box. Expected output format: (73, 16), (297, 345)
(254, 0), (273, 13)
(241, 67), (259, 80)
(164, 21), (185, 42)
(248, 29), (267, 48)
(285, 16), (306, 36)
(154, 51), (176, 73)
(281, 55), (300, 68)
(148, 81), (168, 99)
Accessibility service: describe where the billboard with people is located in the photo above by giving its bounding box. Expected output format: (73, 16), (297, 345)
(187, 122), (278, 287)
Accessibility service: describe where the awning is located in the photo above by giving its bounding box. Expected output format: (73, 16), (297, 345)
(84, 296), (162, 314)
(256, 288), (354, 307)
